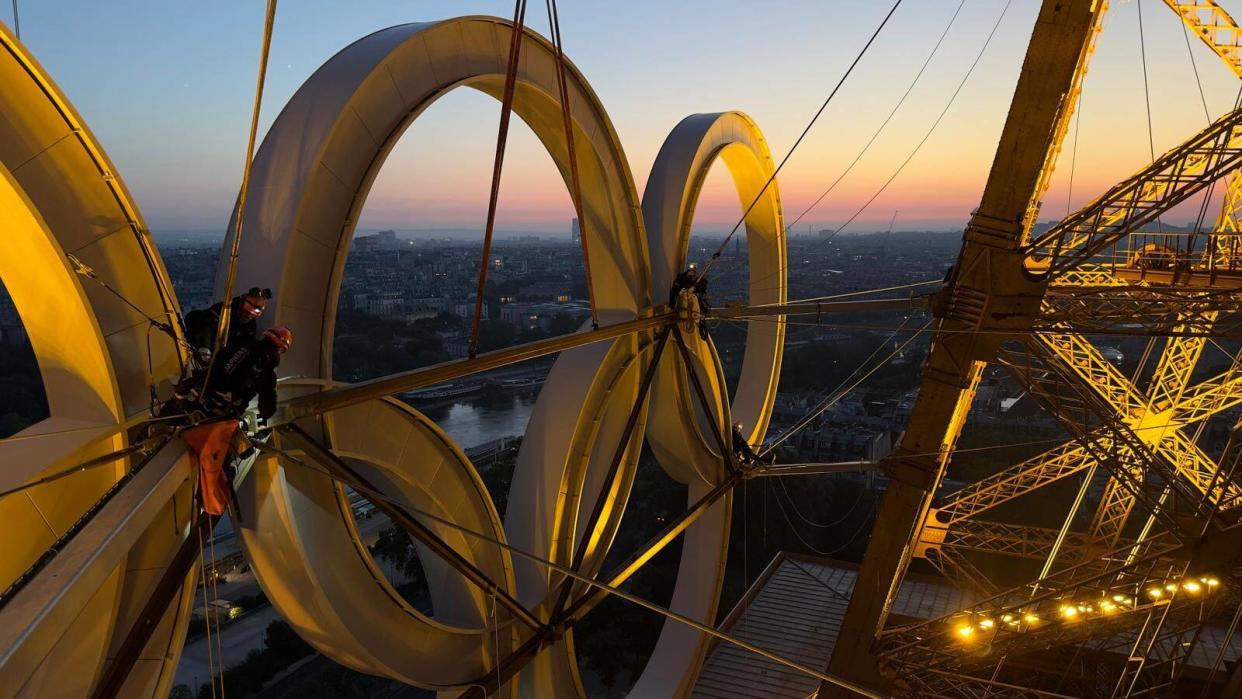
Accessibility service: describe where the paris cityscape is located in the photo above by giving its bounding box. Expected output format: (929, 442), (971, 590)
(10, 1), (1242, 697)
(11, 220), (1238, 696)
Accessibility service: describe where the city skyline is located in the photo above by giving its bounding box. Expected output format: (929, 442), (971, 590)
(6, 1), (1240, 233)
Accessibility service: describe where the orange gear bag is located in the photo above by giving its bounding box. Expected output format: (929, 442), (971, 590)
(183, 420), (240, 516)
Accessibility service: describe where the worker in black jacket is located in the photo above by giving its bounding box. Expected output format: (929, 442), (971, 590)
(200, 326), (292, 423)
(732, 422), (760, 469)
(668, 264), (698, 309)
(184, 287), (272, 360)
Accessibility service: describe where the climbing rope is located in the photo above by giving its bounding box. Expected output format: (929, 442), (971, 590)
(784, 0), (965, 234)
(699, 0), (904, 279)
(205, 0), (278, 388)
(207, 517), (228, 699)
(546, 0), (599, 329)
(195, 510), (220, 699)
(760, 316), (927, 457)
(815, 0), (1011, 241)
(264, 442), (883, 698)
(469, 0), (528, 358)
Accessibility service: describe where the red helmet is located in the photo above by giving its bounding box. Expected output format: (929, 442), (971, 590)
(264, 326), (293, 352)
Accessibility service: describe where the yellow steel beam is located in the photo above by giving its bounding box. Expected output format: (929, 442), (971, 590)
(1174, 364), (1242, 423)
(1039, 332), (1147, 418)
(923, 545), (998, 599)
(1164, 0), (1242, 78)
(1026, 107), (1242, 275)
(932, 440), (1096, 524)
(1147, 317), (1216, 412)
(826, 3), (1108, 693)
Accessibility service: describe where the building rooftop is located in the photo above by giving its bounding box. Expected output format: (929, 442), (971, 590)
(691, 553), (1242, 697)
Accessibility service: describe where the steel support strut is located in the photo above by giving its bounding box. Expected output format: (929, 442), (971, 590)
(91, 512), (212, 699)
(460, 324), (740, 696)
(823, 1), (1107, 693)
(549, 326), (672, 618)
(271, 314), (672, 427)
(279, 424), (546, 632)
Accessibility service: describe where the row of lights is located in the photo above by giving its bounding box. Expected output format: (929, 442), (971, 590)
(952, 575), (1219, 641)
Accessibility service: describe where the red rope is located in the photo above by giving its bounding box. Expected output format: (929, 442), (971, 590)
(469, 0), (527, 358)
(547, 0), (599, 329)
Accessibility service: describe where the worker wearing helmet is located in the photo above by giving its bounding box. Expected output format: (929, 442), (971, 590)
(199, 325), (292, 423)
(184, 287), (272, 362)
(668, 263), (698, 309)
(732, 421), (758, 468)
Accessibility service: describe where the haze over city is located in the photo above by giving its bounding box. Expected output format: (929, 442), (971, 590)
(9, 2), (1242, 697)
(10, 0), (1238, 235)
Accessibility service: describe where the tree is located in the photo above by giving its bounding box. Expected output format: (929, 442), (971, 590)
(546, 312), (582, 336)
(476, 319), (517, 352)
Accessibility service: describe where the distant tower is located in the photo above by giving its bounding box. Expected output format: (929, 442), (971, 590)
(571, 217), (581, 243)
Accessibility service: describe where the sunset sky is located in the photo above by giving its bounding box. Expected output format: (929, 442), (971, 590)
(7, 0), (1241, 235)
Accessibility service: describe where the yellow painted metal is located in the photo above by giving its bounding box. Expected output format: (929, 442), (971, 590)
(904, 0), (1242, 623)
(0, 21), (192, 698)
(643, 111), (786, 484)
(931, 441), (1096, 525)
(1147, 316), (1215, 412)
(829, 3), (1109, 691)
(1213, 173), (1242, 267)
(1164, 0), (1242, 78)
(1038, 331), (1241, 509)
(1051, 264), (1135, 287)
(1023, 1), (1108, 240)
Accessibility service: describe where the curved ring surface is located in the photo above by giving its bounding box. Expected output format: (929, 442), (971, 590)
(223, 17), (651, 693)
(624, 111), (787, 697)
(0, 24), (192, 699)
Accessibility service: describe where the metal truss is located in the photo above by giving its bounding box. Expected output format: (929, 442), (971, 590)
(1036, 288), (1242, 338)
(1019, 334), (1241, 515)
(877, 533), (1196, 676)
(1106, 562), (1207, 699)
(1025, 107), (1242, 276)
(997, 340), (1205, 532)
(925, 518), (1105, 564)
(902, 667), (1079, 699)
(932, 441), (1096, 524)
(1164, 0), (1242, 78)
(850, 3), (1242, 696)
(924, 545), (1001, 600)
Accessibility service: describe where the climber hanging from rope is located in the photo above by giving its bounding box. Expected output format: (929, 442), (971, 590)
(183, 286), (271, 362)
(731, 421), (766, 470)
(668, 263), (698, 309)
(178, 326), (292, 515)
(669, 263), (711, 340)
(178, 0), (280, 520)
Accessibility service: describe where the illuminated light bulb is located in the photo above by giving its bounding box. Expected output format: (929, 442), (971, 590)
(1148, 587), (1163, 599)
(1166, 583), (1178, 592)
(1023, 612), (1039, 624)
(1206, 577), (1220, 587)
(1183, 581), (1202, 594)
(979, 618), (995, 629)
(1060, 604), (1078, 619)
(1112, 594), (1127, 603)
(1001, 614), (1015, 624)
(956, 624), (974, 639)
(1100, 601), (1116, 613)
